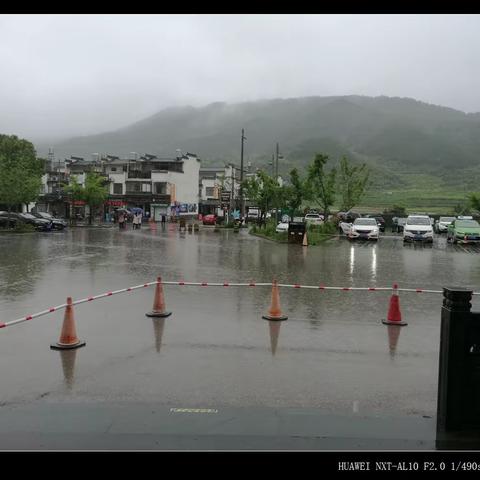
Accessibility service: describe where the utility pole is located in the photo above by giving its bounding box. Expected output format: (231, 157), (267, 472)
(275, 143), (280, 224)
(275, 142), (279, 180)
(230, 165), (234, 224)
(240, 129), (246, 220)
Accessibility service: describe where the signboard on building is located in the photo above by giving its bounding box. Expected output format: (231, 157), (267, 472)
(105, 200), (127, 207)
(221, 192), (231, 202)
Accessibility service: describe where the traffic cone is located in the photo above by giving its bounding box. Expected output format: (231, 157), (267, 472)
(268, 320), (281, 356)
(50, 297), (86, 350)
(382, 284), (408, 326)
(387, 325), (402, 359)
(146, 277), (172, 318)
(302, 231), (308, 246)
(262, 279), (288, 321)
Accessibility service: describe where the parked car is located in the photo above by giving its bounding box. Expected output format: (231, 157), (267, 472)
(392, 217), (406, 233)
(348, 217), (379, 241)
(246, 207), (260, 223)
(276, 221), (289, 233)
(447, 218), (480, 244)
(403, 215), (434, 243)
(0, 211), (20, 228)
(338, 221), (352, 236)
(18, 213), (53, 230)
(434, 216), (455, 234)
(304, 213), (324, 225)
(364, 215), (385, 232)
(32, 212), (67, 230)
(336, 211), (361, 223)
(202, 214), (217, 225)
(0, 211), (51, 230)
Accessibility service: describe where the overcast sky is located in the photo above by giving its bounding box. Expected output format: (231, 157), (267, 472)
(1, 14), (479, 141)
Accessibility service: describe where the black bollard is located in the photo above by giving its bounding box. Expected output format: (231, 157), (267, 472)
(436, 286), (480, 449)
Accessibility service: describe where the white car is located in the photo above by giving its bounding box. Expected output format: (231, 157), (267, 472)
(348, 218), (379, 240)
(276, 222), (289, 233)
(304, 213), (324, 225)
(339, 221), (352, 236)
(403, 215), (434, 243)
(434, 216), (455, 234)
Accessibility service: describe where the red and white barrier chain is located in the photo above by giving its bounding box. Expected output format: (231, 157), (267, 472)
(0, 279), (478, 329)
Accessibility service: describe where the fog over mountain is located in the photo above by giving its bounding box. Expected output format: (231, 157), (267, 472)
(1, 14), (480, 141)
(37, 94), (480, 171)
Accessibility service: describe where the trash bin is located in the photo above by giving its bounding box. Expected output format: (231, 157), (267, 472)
(288, 222), (306, 244)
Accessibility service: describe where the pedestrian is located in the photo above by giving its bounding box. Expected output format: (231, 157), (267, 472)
(161, 214), (166, 224)
(137, 212), (142, 229)
(118, 212), (125, 230)
(133, 212), (140, 230)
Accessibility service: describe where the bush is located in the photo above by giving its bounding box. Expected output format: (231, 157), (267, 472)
(13, 223), (36, 233)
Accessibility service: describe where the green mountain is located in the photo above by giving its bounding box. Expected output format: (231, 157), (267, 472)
(36, 95), (480, 211)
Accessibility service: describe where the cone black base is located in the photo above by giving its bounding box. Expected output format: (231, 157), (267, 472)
(50, 341), (86, 350)
(262, 314), (288, 321)
(146, 311), (172, 318)
(382, 320), (408, 326)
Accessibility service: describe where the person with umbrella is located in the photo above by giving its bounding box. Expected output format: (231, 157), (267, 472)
(132, 207), (143, 230)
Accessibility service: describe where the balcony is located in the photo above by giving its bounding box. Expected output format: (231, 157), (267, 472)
(128, 171), (151, 179)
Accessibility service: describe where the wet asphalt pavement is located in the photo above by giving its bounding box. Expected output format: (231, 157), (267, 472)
(1, 225), (479, 449)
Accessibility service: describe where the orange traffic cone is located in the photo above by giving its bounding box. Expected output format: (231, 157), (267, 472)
(262, 279), (288, 321)
(50, 297), (86, 350)
(268, 320), (281, 356)
(302, 231), (308, 246)
(387, 324), (402, 359)
(382, 284), (408, 326)
(146, 277), (172, 318)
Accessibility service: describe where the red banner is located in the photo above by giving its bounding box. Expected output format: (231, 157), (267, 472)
(105, 200), (126, 206)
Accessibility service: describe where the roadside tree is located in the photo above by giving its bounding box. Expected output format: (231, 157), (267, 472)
(83, 172), (109, 224)
(0, 134), (43, 227)
(242, 170), (281, 226)
(305, 153), (337, 221)
(284, 168), (305, 219)
(338, 156), (370, 211)
(63, 175), (84, 225)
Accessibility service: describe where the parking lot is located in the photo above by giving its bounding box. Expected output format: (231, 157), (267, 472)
(0, 226), (479, 448)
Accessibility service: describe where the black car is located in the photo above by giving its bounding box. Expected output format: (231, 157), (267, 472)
(32, 212), (67, 230)
(0, 211), (51, 230)
(18, 213), (53, 230)
(336, 211), (361, 223)
(392, 217), (407, 233)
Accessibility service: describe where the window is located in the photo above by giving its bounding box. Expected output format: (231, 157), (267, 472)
(206, 187), (215, 197)
(142, 183), (151, 193)
(111, 167), (117, 172)
(155, 182), (167, 194)
(113, 183), (123, 194)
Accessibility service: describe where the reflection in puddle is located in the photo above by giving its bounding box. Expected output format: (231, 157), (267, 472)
(268, 320), (281, 356)
(371, 246), (377, 279)
(387, 325), (402, 360)
(349, 245), (355, 276)
(59, 349), (77, 390)
(152, 318), (166, 353)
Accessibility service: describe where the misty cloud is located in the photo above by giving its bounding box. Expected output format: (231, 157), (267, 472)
(0, 14), (479, 141)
